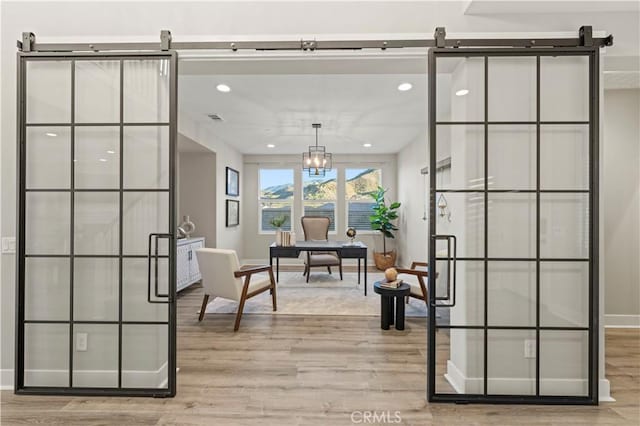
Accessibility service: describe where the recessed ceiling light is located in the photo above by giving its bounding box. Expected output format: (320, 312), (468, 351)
(45, 132), (57, 137)
(216, 84), (231, 93)
(455, 89), (469, 97)
(107, 150), (115, 154)
(397, 83), (412, 92)
(99, 158), (107, 162)
(267, 144), (275, 148)
(363, 143), (372, 148)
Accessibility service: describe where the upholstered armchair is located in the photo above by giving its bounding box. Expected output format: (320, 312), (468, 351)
(396, 261), (429, 305)
(195, 248), (277, 331)
(300, 216), (343, 283)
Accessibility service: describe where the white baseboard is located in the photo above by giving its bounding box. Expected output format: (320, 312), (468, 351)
(1, 369), (13, 390)
(605, 314), (640, 328)
(0, 362), (168, 390)
(445, 360), (613, 401)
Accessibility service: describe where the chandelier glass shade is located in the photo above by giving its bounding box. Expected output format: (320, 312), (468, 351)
(302, 123), (332, 177)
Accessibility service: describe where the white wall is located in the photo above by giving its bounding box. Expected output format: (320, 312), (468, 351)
(179, 151), (217, 247)
(396, 136), (428, 268)
(242, 154), (396, 264)
(603, 89), (640, 323)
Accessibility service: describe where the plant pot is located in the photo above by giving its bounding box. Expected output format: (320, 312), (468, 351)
(373, 250), (397, 271)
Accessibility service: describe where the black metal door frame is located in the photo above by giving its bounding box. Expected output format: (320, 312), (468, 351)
(15, 50), (178, 397)
(427, 47), (600, 404)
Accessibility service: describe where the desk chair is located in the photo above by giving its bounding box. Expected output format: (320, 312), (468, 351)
(301, 216), (343, 282)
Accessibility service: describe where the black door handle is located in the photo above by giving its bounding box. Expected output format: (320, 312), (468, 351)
(431, 234), (457, 308)
(147, 233), (172, 304)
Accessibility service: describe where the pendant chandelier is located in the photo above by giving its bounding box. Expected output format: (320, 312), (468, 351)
(302, 123), (332, 177)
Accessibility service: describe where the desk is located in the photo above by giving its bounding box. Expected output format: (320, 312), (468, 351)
(269, 241), (368, 295)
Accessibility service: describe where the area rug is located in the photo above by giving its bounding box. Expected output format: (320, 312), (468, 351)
(203, 271), (428, 317)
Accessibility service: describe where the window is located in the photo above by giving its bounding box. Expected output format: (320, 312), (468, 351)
(259, 169), (293, 232)
(346, 168), (382, 231)
(303, 169), (337, 232)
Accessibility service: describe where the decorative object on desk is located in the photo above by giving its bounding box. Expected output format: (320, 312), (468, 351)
(178, 215), (196, 237)
(345, 227), (357, 245)
(225, 200), (240, 227)
(302, 123), (332, 177)
(384, 267), (398, 282)
(225, 166), (240, 196)
(269, 215), (289, 246)
(369, 186), (400, 270)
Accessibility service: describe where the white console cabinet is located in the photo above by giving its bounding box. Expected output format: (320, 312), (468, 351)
(177, 237), (205, 292)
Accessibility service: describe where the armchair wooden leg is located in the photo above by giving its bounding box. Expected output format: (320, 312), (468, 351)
(198, 294), (210, 322)
(234, 295), (247, 332)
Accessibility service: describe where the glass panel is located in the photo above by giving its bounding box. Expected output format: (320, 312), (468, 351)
(435, 328), (484, 394)
(303, 169), (337, 200)
(487, 330), (536, 395)
(435, 193), (484, 258)
(488, 193), (535, 258)
(436, 57), (484, 122)
(26, 127), (71, 189)
(259, 169), (294, 199)
(24, 324), (69, 387)
(74, 192), (119, 255)
(540, 331), (588, 396)
(26, 60), (71, 124)
(540, 125), (589, 190)
(123, 259), (168, 321)
(73, 258), (118, 321)
(122, 192), (169, 255)
(435, 125), (484, 190)
(25, 192), (70, 255)
(488, 56), (536, 122)
(488, 262), (536, 327)
(540, 262), (588, 328)
(347, 201), (375, 231)
(122, 324), (168, 388)
(123, 126), (169, 189)
(25, 258), (69, 321)
(75, 60), (120, 123)
(540, 56), (589, 122)
(72, 324), (118, 388)
(123, 59), (170, 123)
(434, 260), (484, 327)
(345, 168), (381, 200)
(260, 201), (292, 232)
(303, 202), (336, 232)
(75, 126), (120, 189)
(488, 125), (536, 190)
(540, 193), (589, 258)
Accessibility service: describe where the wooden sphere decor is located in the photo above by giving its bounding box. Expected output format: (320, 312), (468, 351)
(385, 267), (398, 282)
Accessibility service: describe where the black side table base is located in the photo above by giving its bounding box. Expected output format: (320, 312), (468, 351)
(374, 281), (410, 331)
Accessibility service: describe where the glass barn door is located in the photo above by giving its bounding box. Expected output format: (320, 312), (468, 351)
(428, 48), (598, 404)
(16, 52), (177, 397)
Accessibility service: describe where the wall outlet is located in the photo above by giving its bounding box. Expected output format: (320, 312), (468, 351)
(524, 339), (536, 359)
(76, 333), (88, 352)
(1, 237), (16, 254)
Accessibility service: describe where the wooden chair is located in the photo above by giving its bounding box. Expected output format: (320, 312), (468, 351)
(195, 248), (276, 331)
(301, 216), (343, 283)
(396, 261), (428, 305)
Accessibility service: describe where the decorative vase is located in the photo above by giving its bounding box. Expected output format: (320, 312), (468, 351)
(179, 215), (196, 238)
(275, 228), (283, 246)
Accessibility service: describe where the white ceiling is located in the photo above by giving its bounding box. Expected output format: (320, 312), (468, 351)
(179, 56), (428, 155)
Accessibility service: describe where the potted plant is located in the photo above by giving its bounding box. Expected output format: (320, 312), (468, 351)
(269, 215), (289, 246)
(369, 186), (401, 270)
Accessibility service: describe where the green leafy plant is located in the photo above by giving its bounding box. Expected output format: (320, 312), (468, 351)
(369, 186), (401, 254)
(269, 215), (289, 229)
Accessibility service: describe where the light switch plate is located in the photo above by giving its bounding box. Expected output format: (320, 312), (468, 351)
(1, 237), (16, 254)
(76, 333), (88, 352)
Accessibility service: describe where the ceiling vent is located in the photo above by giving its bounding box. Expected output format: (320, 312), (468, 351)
(207, 113), (224, 121)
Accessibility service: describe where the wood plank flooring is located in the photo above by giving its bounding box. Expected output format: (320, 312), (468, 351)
(1, 282), (638, 425)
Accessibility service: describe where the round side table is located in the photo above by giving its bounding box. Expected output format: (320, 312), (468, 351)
(373, 281), (411, 330)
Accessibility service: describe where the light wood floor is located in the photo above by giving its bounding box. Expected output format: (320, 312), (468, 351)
(1, 282), (638, 425)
